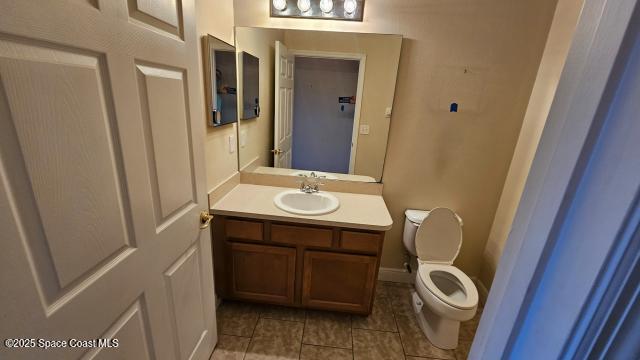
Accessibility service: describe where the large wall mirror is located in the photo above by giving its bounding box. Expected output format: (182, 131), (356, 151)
(203, 35), (238, 127)
(234, 27), (402, 182)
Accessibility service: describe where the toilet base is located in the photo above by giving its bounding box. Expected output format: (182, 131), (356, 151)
(411, 290), (460, 350)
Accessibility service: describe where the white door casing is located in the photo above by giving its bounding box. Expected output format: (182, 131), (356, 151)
(0, 1), (216, 359)
(273, 41), (294, 168)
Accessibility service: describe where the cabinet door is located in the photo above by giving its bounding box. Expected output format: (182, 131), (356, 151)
(302, 251), (378, 313)
(229, 242), (296, 305)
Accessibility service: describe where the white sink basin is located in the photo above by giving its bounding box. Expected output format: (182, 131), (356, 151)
(274, 190), (340, 215)
(290, 171), (338, 180)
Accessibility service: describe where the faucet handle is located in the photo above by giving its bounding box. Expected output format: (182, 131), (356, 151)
(311, 182), (324, 192)
(297, 175), (312, 192)
(296, 174), (308, 183)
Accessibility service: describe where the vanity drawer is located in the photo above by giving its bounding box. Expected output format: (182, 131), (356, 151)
(340, 231), (382, 253)
(271, 224), (333, 248)
(226, 219), (263, 241)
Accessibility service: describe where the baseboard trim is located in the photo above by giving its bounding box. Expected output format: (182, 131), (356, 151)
(471, 276), (489, 306)
(378, 267), (415, 284)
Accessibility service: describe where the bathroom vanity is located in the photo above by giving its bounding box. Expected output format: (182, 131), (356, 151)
(210, 184), (392, 315)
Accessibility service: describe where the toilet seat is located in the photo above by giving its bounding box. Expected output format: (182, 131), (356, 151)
(413, 207), (477, 310)
(417, 262), (478, 310)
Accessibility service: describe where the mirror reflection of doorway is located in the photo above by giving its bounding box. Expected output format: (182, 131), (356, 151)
(273, 41), (366, 174)
(291, 57), (360, 174)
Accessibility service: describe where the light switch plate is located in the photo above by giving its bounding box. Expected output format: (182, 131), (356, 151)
(385, 107), (392, 117)
(359, 124), (370, 135)
(228, 135), (236, 153)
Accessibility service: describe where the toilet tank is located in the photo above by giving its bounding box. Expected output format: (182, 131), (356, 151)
(403, 209), (430, 256)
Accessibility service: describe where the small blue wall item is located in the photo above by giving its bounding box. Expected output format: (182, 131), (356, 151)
(450, 102), (458, 112)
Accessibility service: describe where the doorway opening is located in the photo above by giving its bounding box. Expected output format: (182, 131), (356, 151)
(273, 48), (365, 174)
(291, 55), (362, 174)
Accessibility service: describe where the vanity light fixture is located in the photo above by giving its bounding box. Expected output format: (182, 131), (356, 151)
(272, 0), (287, 11)
(297, 0), (311, 12)
(319, 0), (333, 13)
(343, 0), (357, 14)
(270, 0), (364, 21)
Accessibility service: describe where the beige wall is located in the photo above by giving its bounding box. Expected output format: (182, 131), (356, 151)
(195, 0), (239, 192)
(479, 0), (584, 288)
(236, 27), (285, 170)
(282, 30), (402, 180)
(234, 0), (559, 277)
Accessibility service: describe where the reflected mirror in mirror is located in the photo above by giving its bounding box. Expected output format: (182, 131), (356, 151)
(235, 27), (402, 182)
(203, 34), (237, 127)
(241, 52), (260, 120)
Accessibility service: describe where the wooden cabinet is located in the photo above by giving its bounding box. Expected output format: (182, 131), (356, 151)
(228, 242), (296, 305)
(212, 216), (385, 314)
(302, 251), (377, 313)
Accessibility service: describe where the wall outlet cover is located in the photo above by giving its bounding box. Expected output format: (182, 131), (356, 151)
(359, 124), (370, 135)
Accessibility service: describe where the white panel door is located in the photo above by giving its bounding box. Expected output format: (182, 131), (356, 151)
(0, 1), (216, 359)
(273, 41), (294, 168)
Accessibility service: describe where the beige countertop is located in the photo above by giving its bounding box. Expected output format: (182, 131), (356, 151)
(210, 184), (393, 231)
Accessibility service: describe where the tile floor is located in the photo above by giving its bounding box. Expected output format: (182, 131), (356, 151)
(210, 281), (482, 360)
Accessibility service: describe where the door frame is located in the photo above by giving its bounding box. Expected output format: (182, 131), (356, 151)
(471, 0), (640, 358)
(288, 49), (366, 174)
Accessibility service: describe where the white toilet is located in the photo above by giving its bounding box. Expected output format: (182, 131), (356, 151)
(403, 208), (478, 349)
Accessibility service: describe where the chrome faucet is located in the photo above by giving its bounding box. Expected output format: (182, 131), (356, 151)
(309, 171), (326, 179)
(298, 175), (324, 193)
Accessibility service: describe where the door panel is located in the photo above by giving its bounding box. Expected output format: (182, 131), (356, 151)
(0, 0), (215, 359)
(88, 300), (154, 360)
(0, 38), (134, 292)
(164, 246), (207, 360)
(127, 0), (184, 39)
(136, 64), (197, 225)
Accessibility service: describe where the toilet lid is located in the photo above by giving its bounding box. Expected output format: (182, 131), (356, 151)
(415, 207), (462, 264)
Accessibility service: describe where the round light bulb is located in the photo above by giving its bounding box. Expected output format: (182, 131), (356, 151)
(272, 0), (287, 11)
(320, 0), (333, 13)
(343, 0), (357, 14)
(297, 0), (311, 12)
